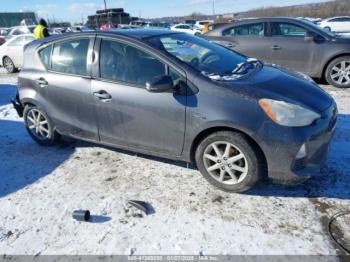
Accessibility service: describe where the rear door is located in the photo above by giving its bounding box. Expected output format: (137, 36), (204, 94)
(210, 22), (272, 61)
(36, 36), (99, 140)
(91, 37), (187, 156)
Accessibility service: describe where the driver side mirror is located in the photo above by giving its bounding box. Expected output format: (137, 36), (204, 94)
(146, 75), (174, 93)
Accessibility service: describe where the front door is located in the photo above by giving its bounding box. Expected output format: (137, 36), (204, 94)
(267, 22), (318, 75)
(92, 38), (186, 156)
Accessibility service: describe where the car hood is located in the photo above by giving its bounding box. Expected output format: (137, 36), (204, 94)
(228, 65), (333, 113)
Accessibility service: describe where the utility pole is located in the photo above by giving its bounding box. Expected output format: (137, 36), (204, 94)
(103, 0), (107, 10)
(212, 0), (216, 16)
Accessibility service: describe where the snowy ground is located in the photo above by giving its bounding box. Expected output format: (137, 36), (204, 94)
(0, 68), (349, 255)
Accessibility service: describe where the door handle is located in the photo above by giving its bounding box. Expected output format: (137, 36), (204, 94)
(93, 90), (112, 100)
(271, 45), (282, 50)
(36, 78), (48, 88)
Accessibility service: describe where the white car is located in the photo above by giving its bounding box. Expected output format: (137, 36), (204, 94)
(195, 20), (214, 30)
(171, 24), (202, 35)
(0, 34), (35, 73)
(319, 16), (350, 33)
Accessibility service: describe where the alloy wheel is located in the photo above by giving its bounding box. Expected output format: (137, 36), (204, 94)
(330, 61), (350, 86)
(26, 108), (51, 141)
(3, 57), (14, 73)
(203, 141), (248, 185)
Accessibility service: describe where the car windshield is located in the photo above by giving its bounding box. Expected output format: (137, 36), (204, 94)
(148, 33), (247, 76)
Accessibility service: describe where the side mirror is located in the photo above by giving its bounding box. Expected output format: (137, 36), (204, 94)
(146, 75), (174, 93)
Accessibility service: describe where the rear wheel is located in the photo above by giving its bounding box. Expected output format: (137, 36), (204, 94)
(3, 56), (17, 73)
(23, 105), (60, 146)
(195, 131), (263, 192)
(324, 26), (331, 31)
(325, 56), (350, 88)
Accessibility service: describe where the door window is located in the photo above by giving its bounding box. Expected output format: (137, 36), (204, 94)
(39, 45), (52, 70)
(51, 38), (89, 76)
(223, 23), (264, 37)
(99, 39), (166, 86)
(271, 23), (307, 37)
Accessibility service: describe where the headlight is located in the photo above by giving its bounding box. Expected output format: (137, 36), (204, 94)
(259, 99), (321, 127)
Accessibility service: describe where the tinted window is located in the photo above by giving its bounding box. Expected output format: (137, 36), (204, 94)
(271, 23), (307, 37)
(39, 45), (52, 69)
(223, 23), (264, 36)
(100, 39), (166, 86)
(51, 38), (89, 76)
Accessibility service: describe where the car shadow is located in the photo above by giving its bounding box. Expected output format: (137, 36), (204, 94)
(0, 119), (75, 198)
(245, 114), (350, 200)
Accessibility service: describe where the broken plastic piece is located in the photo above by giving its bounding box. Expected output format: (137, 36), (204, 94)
(127, 200), (155, 215)
(72, 210), (91, 222)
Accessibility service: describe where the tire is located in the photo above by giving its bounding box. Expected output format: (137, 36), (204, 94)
(324, 26), (331, 32)
(23, 105), (60, 146)
(3, 56), (17, 73)
(195, 131), (264, 193)
(325, 56), (350, 88)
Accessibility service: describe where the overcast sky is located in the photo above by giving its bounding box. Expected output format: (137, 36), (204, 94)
(1, 0), (332, 22)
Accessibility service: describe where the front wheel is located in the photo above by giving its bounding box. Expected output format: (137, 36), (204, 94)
(3, 56), (17, 73)
(23, 105), (60, 146)
(195, 131), (263, 192)
(325, 56), (350, 88)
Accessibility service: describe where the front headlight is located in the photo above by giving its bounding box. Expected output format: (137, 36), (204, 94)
(259, 99), (321, 127)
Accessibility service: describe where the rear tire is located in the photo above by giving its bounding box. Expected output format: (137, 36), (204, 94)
(195, 131), (263, 192)
(3, 56), (17, 73)
(325, 56), (350, 88)
(324, 26), (331, 32)
(23, 105), (60, 146)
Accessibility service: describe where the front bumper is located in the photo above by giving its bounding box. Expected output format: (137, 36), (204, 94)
(255, 102), (338, 184)
(11, 93), (24, 117)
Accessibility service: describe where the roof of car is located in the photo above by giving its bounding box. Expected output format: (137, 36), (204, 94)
(101, 29), (177, 39)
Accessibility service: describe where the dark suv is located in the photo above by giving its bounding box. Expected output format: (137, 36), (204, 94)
(204, 17), (350, 88)
(12, 30), (337, 192)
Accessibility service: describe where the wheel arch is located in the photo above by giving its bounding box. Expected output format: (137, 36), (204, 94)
(189, 126), (268, 173)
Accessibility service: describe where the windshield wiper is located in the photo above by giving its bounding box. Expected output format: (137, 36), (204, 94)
(232, 58), (261, 75)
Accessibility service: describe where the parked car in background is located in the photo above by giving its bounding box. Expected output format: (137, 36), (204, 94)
(185, 19), (197, 26)
(13, 30), (336, 192)
(0, 28), (9, 45)
(319, 16), (350, 33)
(6, 26), (35, 41)
(0, 34), (35, 73)
(171, 24), (202, 35)
(205, 17), (350, 88)
(195, 20), (214, 30)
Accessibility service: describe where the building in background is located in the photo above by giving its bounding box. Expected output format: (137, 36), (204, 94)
(87, 8), (136, 29)
(0, 12), (38, 28)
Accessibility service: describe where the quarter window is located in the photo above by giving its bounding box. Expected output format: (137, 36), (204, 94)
(51, 38), (89, 76)
(99, 39), (166, 86)
(39, 45), (52, 70)
(223, 23), (264, 36)
(271, 23), (307, 37)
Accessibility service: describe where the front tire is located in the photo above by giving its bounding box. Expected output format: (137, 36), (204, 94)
(23, 105), (59, 146)
(3, 56), (17, 73)
(195, 131), (263, 192)
(325, 56), (350, 88)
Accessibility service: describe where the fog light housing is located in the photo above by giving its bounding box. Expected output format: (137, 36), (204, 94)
(296, 144), (307, 159)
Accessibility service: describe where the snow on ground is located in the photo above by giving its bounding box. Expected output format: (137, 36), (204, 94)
(0, 68), (349, 255)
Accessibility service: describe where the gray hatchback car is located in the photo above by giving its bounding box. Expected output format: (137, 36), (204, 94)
(13, 30), (337, 192)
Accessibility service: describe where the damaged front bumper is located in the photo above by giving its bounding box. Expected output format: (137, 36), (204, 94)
(11, 93), (24, 117)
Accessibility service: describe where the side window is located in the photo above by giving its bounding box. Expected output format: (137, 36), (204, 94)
(271, 23), (307, 37)
(100, 39), (166, 86)
(223, 23), (264, 37)
(51, 38), (89, 76)
(39, 45), (52, 70)
(169, 67), (185, 88)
